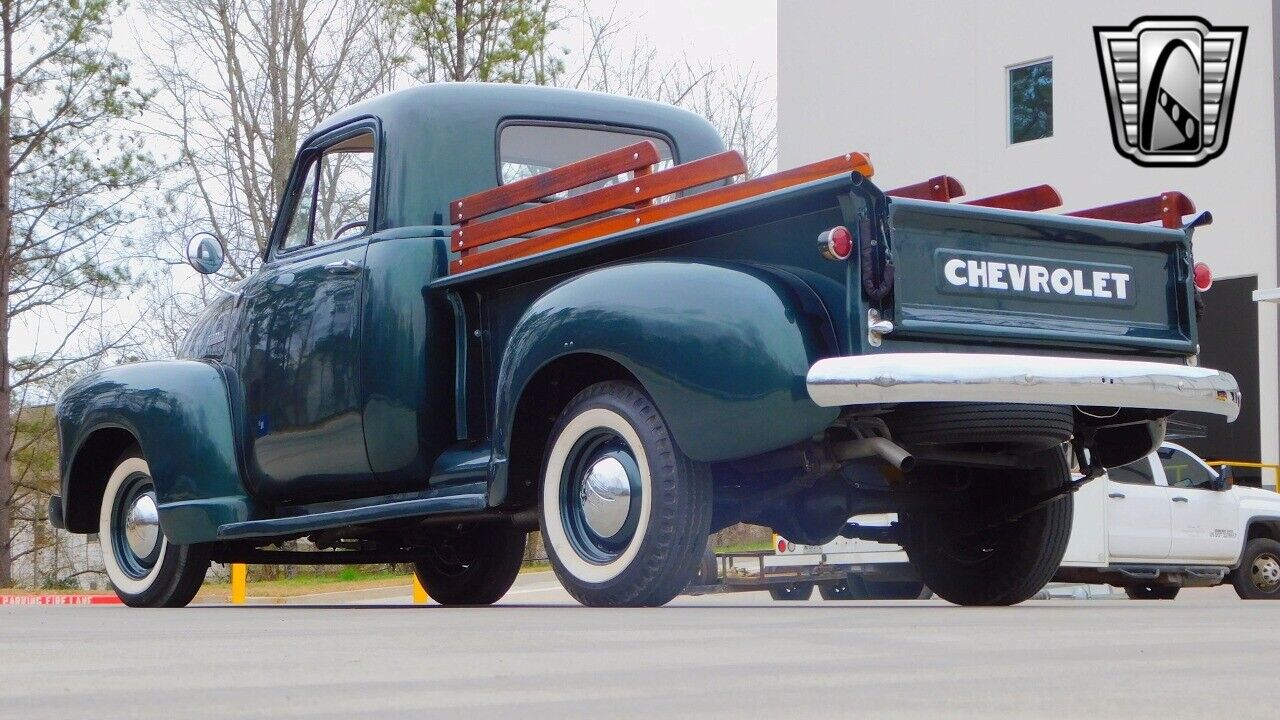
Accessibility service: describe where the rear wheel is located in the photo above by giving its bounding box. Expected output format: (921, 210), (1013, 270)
(412, 524), (526, 605)
(888, 403), (1073, 453)
(99, 450), (209, 608)
(540, 381), (712, 607)
(1124, 584), (1180, 600)
(902, 449), (1073, 606)
(769, 582), (814, 601)
(1230, 538), (1280, 600)
(693, 544), (719, 586)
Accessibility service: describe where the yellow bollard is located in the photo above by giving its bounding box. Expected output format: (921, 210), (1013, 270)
(230, 563), (248, 605)
(412, 574), (429, 605)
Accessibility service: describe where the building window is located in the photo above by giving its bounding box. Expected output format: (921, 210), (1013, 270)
(1008, 59), (1053, 143)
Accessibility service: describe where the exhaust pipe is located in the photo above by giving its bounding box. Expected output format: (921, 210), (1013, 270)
(732, 435), (915, 475)
(831, 436), (915, 473)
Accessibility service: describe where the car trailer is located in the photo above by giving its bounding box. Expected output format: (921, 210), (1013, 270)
(683, 550), (849, 598)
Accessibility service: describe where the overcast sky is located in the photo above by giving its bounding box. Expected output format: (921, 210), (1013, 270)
(578, 0), (777, 96)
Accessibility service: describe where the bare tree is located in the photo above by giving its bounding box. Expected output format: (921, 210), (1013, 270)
(1, 0), (154, 585)
(563, 5), (776, 177)
(390, 0), (564, 85)
(141, 0), (406, 277)
(132, 0), (406, 357)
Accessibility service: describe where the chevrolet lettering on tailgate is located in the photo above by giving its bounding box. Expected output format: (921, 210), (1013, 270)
(937, 249), (1134, 305)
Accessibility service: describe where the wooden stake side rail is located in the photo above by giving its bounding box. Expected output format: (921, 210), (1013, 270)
(885, 175), (966, 202)
(965, 184), (1063, 211)
(452, 150), (748, 252)
(447, 150), (1199, 276)
(450, 140), (661, 224)
(1065, 192), (1196, 229)
(886, 173), (1195, 228)
(451, 152), (874, 274)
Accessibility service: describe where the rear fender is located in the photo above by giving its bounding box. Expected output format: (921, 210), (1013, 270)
(492, 261), (839, 499)
(56, 360), (251, 544)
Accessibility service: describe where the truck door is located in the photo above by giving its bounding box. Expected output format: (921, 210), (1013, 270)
(237, 127), (378, 501)
(1158, 445), (1241, 563)
(1105, 455), (1171, 560)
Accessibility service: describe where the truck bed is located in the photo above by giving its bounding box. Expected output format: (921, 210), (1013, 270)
(436, 142), (1205, 365)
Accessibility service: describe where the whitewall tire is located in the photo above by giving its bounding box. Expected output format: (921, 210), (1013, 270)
(539, 381), (712, 607)
(98, 450), (209, 607)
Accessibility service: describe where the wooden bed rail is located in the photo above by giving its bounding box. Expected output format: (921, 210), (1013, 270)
(451, 140), (661, 224)
(965, 184), (1062, 211)
(885, 175), (966, 202)
(453, 150), (748, 253)
(885, 174), (1193, 229)
(447, 146), (1196, 275)
(450, 151), (873, 274)
(1065, 192), (1196, 229)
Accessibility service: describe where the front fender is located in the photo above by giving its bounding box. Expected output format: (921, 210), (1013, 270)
(56, 360), (251, 544)
(495, 261), (839, 467)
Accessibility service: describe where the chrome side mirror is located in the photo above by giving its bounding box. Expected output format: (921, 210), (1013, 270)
(185, 232), (226, 275)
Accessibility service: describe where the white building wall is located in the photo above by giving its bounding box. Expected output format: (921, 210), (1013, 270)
(779, 0), (1278, 479)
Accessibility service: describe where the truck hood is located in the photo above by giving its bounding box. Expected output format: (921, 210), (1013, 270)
(1234, 485), (1280, 506)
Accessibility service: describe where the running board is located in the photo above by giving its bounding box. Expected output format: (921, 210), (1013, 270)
(216, 493), (488, 541)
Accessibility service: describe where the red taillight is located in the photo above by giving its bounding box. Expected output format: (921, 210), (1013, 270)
(818, 225), (853, 261)
(1193, 261), (1213, 292)
(777, 538), (788, 553)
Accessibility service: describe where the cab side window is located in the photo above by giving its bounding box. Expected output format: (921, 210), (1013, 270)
(282, 162), (319, 250)
(1109, 457), (1155, 485)
(1159, 447), (1216, 490)
(280, 131), (375, 252)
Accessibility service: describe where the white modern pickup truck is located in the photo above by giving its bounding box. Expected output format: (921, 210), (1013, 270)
(771, 443), (1280, 601)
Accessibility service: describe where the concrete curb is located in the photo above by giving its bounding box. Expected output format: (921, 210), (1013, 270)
(0, 594), (123, 605)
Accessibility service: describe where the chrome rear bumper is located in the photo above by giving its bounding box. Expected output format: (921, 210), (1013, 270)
(807, 353), (1240, 421)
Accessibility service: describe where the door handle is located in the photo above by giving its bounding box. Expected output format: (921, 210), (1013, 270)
(1108, 492), (1126, 499)
(324, 259), (361, 275)
(1172, 496), (1189, 503)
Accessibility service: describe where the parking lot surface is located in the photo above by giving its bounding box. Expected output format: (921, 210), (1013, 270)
(2, 576), (1277, 719)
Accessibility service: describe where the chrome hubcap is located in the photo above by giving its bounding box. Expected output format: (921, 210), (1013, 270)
(111, 473), (163, 580)
(579, 456), (632, 539)
(1252, 553), (1280, 592)
(560, 430), (644, 565)
(124, 492), (161, 559)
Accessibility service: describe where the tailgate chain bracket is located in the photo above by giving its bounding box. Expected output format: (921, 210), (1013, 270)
(866, 309), (894, 347)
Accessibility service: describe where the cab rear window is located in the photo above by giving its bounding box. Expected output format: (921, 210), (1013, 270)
(498, 124), (674, 198)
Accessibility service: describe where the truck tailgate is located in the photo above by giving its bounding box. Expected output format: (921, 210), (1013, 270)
(885, 198), (1196, 354)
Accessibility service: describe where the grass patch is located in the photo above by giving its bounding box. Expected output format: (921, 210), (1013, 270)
(714, 542), (774, 554)
(196, 561), (554, 601)
(198, 569), (411, 600)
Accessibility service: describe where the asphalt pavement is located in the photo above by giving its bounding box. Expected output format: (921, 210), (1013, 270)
(2, 574), (1278, 719)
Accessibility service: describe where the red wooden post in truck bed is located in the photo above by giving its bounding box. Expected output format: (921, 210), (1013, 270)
(1065, 192), (1196, 229)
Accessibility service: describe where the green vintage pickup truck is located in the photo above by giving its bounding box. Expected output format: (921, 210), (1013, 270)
(51, 84), (1239, 608)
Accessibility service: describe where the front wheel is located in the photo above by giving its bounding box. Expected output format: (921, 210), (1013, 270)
(1230, 538), (1280, 599)
(99, 450), (209, 608)
(902, 449), (1073, 606)
(540, 381), (712, 607)
(412, 524), (526, 605)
